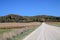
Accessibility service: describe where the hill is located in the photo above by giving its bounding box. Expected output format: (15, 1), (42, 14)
(0, 14), (60, 22)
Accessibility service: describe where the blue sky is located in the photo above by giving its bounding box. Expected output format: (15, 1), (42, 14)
(0, 0), (60, 16)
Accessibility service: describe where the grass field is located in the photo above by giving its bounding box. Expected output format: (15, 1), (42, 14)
(0, 29), (11, 34)
(0, 22), (40, 29)
(46, 22), (60, 27)
(0, 22), (41, 40)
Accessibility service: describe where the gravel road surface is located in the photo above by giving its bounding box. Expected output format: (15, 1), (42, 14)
(23, 23), (60, 40)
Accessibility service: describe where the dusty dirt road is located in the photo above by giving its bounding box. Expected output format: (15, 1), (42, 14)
(23, 23), (60, 40)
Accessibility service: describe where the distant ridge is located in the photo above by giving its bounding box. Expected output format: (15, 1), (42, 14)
(0, 14), (60, 22)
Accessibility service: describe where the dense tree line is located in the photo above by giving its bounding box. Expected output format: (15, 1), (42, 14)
(0, 14), (60, 23)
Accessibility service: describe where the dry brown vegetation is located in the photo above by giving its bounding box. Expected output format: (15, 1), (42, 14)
(0, 22), (41, 40)
(46, 22), (60, 26)
(0, 22), (41, 29)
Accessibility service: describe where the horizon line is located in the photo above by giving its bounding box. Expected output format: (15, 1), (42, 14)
(0, 14), (60, 17)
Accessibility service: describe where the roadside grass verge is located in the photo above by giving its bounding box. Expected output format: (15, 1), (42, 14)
(0, 29), (11, 34)
(10, 26), (39, 40)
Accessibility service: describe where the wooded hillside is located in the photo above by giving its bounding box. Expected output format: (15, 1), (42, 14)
(0, 14), (60, 22)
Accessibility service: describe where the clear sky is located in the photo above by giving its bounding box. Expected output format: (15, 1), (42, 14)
(0, 0), (60, 16)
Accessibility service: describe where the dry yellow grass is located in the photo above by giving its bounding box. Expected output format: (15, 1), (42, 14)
(0, 22), (41, 29)
(46, 22), (60, 26)
(0, 22), (41, 40)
